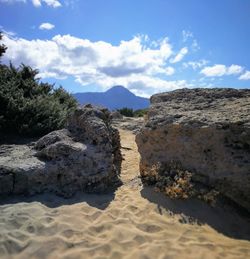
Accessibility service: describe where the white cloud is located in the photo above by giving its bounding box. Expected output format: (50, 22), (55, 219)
(42, 0), (61, 7)
(200, 65), (227, 77)
(170, 47), (188, 63)
(227, 64), (243, 75)
(2, 34), (189, 96)
(0, 0), (61, 7)
(0, 0), (26, 3)
(32, 0), (61, 7)
(183, 59), (209, 70)
(164, 66), (175, 75)
(39, 22), (55, 30)
(239, 71), (250, 80)
(201, 64), (243, 77)
(32, 0), (41, 6)
(76, 73), (189, 98)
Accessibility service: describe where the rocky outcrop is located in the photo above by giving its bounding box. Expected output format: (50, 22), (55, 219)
(0, 105), (121, 197)
(136, 88), (250, 211)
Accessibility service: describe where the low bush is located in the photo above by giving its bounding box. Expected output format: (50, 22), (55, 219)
(117, 107), (148, 117)
(133, 108), (148, 117)
(117, 107), (134, 117)
(0, 63), (77, 136)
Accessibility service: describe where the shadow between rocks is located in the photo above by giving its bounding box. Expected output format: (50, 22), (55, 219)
(0, 190), (116, 210)
(0, 133), (39, 145)
(141, 186), (250, 241)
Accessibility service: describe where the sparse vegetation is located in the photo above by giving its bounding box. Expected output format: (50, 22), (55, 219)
(117, 107), (134, 117)
(117, 107), (148, 117)
(142, 161), (219, 206)
(133, 108), (148, 117)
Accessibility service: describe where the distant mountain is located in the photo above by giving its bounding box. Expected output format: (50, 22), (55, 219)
(73, 85), (149, 110)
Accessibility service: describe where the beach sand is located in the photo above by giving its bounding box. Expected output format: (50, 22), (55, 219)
(0, 129), (250, 259)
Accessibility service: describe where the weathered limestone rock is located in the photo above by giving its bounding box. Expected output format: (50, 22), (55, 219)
(136, 88), (250, 211)
(110, 111), (123, 120)
(0, 105), (121, 197)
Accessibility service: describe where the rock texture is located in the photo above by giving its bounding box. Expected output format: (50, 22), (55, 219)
(112, 117), (145, 134)
(0, 105), (121, 197)
(136, 88), (250, 211)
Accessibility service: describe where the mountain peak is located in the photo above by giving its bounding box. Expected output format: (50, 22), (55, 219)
(74, 85), (149, 110)
(105, 85), (133, 95)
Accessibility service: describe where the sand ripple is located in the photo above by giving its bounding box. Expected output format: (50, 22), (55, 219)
(0, 129), (249, 259)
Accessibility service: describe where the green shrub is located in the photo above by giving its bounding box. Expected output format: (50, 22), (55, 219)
(117, 107), (134, 117)
(133, 108), (148, 117)
(117, 107), (148, 117)
(0, 63), (77, 136)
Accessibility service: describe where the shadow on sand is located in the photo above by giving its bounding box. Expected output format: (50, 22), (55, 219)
(0, 190), (116, 210)
(141, 186), (250, 241)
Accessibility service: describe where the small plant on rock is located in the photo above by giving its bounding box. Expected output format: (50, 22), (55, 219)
(144, 161), (220, 205)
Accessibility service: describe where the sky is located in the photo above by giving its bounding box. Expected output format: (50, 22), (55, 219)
(0, 0), (250, 97)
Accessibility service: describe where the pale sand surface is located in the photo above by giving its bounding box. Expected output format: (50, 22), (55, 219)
(0, 129), (250, 259)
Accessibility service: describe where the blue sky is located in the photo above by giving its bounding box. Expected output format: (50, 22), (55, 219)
(0, 0), (250, 97)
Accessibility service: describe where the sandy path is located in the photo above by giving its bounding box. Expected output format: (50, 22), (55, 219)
(0, 129), (250, 259)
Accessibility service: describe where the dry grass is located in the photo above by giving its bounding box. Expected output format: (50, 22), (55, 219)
(142, 161), (219, 205)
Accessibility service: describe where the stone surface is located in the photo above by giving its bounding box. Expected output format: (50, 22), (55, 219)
(0, 105), (121, 197)
(136, 88), (250, 211)
(112, 117), (145, 134)
(110, 111), (123, 120)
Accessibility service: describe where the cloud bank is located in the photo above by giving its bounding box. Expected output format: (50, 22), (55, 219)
(201, 64), (243, 77)
(2, 34), (190, 96)
(0, 0), (62, 7)
(2, 32), (249, 96)
(239, 71), (250, 80)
